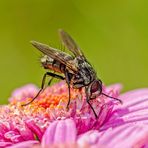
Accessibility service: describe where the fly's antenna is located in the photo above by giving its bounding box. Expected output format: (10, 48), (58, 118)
(101, 92), (123, 104)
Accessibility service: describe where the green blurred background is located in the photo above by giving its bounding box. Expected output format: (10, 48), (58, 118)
(0, 0), (148, 103)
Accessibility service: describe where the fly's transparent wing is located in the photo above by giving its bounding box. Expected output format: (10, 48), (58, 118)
(59, 29), (86, 58)
(31, 41), (77, 72)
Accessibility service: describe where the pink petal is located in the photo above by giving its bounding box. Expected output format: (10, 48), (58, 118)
(25, 120), (43, 141)
(118, 88), (148, 109)
(77, 130), (100, 147)
(0, 122), (9, 140)
(41, 120), (58, 145)
(102, 88), (148, 130)
(16, 125), (35, 141)
(9, 84), (39, 103)
(0, 142), (12, 147)
(98, 123), (148, 148)
(98, 88), (148, 147)
(120, 88), (148, 102)
(106, 83), (123, 94)
(41, 119), (77, 147)
(4, 131), (24, 143)
(7, 140), (39, 148)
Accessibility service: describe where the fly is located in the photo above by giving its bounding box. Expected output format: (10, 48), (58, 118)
(22, 29), (122, 118)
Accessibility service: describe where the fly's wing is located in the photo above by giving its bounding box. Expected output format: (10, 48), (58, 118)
(31, 41), (78, 72)
(58, 29), (86, 59)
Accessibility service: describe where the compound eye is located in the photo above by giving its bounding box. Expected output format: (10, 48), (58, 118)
(91, 80), (100, 93)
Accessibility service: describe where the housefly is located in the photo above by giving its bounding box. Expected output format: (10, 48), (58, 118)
(22, 29), (122, 118)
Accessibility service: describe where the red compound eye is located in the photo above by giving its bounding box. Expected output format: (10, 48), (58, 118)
(91, 81), (99, 93)
(90, 80), (102, 94)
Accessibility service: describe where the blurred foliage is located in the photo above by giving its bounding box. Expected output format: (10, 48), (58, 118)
(0, 0), (148, 103)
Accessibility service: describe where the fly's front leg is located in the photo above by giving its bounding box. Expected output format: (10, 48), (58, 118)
(85, 86), (98, 118)
(65, 70), (71, 110)
(22, 72), (64, 106)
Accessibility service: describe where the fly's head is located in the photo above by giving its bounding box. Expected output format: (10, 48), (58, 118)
(87, 79), (102, 99)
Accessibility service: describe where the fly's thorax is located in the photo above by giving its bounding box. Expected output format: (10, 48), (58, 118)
(78, 59), (96, 84)
(72, 57), (97, 88)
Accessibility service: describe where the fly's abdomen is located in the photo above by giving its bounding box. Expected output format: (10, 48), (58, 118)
(52, 60), (66, 73)
(41, 55), (66, 73)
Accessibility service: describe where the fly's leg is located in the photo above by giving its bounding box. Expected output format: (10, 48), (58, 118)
(22, 72), (64, 106)
(65, 70), (71, 110)
(47, 76), (54, 86)
(85, 86), (98, 118)
(101, 92), (123, 104)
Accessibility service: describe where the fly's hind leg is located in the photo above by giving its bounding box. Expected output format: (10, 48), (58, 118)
(22, 72), (64, 106)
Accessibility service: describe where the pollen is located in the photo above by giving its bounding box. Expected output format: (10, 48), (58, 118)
(11, 87), (79, 116)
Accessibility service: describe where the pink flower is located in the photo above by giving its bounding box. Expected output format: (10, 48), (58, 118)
(1, 81), (148, 147)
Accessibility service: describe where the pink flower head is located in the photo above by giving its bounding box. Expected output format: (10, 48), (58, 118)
(1, 81), (148, 147)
